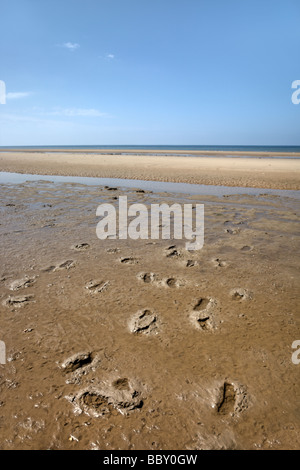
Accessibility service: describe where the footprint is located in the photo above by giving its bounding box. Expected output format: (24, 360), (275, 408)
(67, 383), (143, 417)
(61, 351), (93, 374)
(137, 272), (157, 284)
(85, 279), (109, 293)
(216, 382), (236, 415)
(193, 298), (211, 311)
(129, 309), (158, 335)
(106, 248), (120, 254)
(112, 378), (130, 391)
(3, 294), (34, 307)
(190, 298), (216, 331)
(8, 276), (36, 291)
(215, 381), (248, 416)
(55, 260), (76, 270)
(185, 260), (198, 268)
(240, 245), (253, 252)
(42, 260), (76, 272)
(41, 265), (56, 273)
(230, 288), (252, 301)
(165, 278), (177, 288)
(164, 246), (181, 258)
(120, 257), (139, 265)
(225, 228), (240, 235)
(71, 243), (90, 251)
(212, 258), (226, 268)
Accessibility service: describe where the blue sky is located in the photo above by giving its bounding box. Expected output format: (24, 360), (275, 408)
(0, 0), (299, 146)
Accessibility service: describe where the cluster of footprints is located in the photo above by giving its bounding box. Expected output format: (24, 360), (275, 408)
(2, 241), (251, 420)
(60, 351), (249, 420)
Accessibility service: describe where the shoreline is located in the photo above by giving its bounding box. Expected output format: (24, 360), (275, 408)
(0, 150), (300, 190)
(1, 148), (300, 157)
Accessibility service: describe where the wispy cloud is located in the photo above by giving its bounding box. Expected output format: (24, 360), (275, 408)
(62, 42), (80, 51)
(47, 107), (107, 117)
(106, 53), (115, 59)
(6, 92), (32, 100)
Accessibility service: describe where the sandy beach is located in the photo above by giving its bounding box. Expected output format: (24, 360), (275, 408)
(0, 150), (299, 450)
(0, 149), (300, 189)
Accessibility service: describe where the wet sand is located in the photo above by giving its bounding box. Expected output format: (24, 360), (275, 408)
(0, 150), (300, 189)
(0, 178), (299, 450)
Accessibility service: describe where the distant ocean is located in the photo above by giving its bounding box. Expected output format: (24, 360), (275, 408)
(1, 145), (300, 153)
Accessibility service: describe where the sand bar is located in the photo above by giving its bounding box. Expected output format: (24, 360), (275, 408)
(0, 150), (300, 189)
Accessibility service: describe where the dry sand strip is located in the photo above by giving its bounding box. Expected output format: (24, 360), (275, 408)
(0, 150), (300, 189)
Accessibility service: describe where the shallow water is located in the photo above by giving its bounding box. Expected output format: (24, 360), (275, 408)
(1, 171), (299, 200)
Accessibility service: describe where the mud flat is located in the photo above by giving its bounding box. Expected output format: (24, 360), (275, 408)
(0, 178), (299, 449)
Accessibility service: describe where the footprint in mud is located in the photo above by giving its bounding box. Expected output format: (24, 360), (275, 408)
(85, 279), (109, 293)
(225, 228), (240, 235)
(165, 277), (177, 288)
(61, 351), (101, 384)
(55, 260), (76, 271)
(240, 245), (253, 252)
(163, 277), (186, 288)
(212, 258), (227, 268)
(230, 288), (252, 301)
(215, 381), (249, 416)
(71, 243), (90, 251)
(185, 260), (199, 268)
(164, 245), (181, 258)
(41, 265), (56, 273)
(137, 272), (184, 289)
(112, 377), (130, 391)
(106, 248), (120, 254)
(66, 382), (143, 417)
(216, 382), (236, 415)
(77, 390), (115, 416)
(3, 294), (34, 307)
(137, 272), (157, 284)
(8, 276), (36, 291)
(41, 260), (76, 273)
(61, 351), (93, 374)
(119, 257), (139, 265)
(129, 309), (158, 335)
(190, 298), (217, 331)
